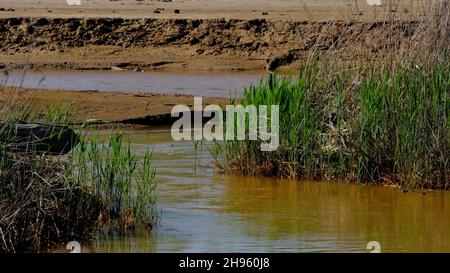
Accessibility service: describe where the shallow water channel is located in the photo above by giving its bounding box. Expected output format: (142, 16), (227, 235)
(3, 70), (268, 97)
(75, 126), (450, 253)
(11, 70), (450, 253)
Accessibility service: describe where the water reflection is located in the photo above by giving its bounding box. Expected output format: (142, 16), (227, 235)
(81, 127), (450, 253)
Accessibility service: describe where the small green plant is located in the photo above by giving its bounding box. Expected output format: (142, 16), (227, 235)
(44, 104), (74, 125)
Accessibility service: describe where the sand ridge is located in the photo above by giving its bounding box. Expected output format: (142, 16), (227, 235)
(0, 17), (419, 71)
(0, 0), (422, 21)
(1, 87), (229, 123)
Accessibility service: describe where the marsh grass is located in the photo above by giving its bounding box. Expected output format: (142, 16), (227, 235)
(0, 113), (98, 252)
(404, 0), (450, 66)
(0, 91), (159, 252)
(213, 0), (449, 189)
(68, 129), (159, 230)
(0, 152), (100, 252)
(214, 63), (449, 189)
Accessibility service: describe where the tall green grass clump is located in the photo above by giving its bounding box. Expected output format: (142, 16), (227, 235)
(67, 130), (159, 230)
(214, 64), (449, 189)
(355, 66), (449, 188)
(215, 0), (450, 189)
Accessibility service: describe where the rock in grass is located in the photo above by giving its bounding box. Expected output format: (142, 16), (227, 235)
(0, 121), (79, 155)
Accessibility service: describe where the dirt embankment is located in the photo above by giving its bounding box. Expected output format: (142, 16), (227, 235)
(1, 87), (228, 123)
(0, 17), (419, 71)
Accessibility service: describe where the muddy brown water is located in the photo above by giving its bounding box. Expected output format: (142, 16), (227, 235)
(75, 126), (450, 253)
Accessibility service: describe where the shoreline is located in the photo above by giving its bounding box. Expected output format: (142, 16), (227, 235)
(1, 87), (229, 124)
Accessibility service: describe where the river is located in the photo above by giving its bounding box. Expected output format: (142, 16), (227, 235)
(81, 126), (450, 253)
(5, 70), (450, 253)
(2, 70), (268, 97)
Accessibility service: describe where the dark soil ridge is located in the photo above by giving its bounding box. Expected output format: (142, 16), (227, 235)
(0, 17), (419, 70)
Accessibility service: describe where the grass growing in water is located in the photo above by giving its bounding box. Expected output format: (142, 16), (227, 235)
(68, 130), (159, 230)
(214, 64), (449, 189)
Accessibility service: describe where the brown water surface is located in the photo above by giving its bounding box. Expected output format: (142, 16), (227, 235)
(82, 127), (450, 253)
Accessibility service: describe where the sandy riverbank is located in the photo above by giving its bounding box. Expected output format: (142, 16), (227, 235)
(0, 0), (424, 71)
(1, 87), (228, 123)
(0, 17), (419, 71)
